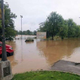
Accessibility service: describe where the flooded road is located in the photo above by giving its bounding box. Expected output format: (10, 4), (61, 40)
(1, 38), (80, 74)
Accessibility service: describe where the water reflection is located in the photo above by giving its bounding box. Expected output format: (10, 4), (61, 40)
(0, 41), (18, 68)
(37, 39), (80, 65)
(0, 38), (80, 74)
(6, 41), (18, 68)
(6, 39), (49, 74)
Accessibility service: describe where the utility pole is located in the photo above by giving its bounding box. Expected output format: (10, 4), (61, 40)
(1, 0), (7, 61)
(0, 0), (13, 80)
(20, 15), (23, 39)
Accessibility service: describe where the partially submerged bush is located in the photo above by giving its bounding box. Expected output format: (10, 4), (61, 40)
(54, 36), (61, 41)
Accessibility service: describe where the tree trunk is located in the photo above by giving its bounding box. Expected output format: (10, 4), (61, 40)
(61, 36), (64, 40)
(52, 35), (53, 40)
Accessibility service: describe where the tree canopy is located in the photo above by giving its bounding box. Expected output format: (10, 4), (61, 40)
(0, 2), (17, 40)
(38, 12), (80, 40)
(18, 30), (36, 35)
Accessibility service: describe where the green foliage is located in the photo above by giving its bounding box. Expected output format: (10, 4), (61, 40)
(58, 20), (68, 39)
(33, 30), (37, 35)
(38, 12), (80, 40)
(12, 71), (80, 80)
(0, 3), (17, 40)
(67, 19), (76, 38)
(18, 30), (36, 35)
(5, 27), (17, 38)
(23, 30), (32, 35)
(75, 26), (80, 37)
(4, 3), (17, 28)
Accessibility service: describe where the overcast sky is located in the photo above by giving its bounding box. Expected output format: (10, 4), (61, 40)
(5, 0), (80, 31)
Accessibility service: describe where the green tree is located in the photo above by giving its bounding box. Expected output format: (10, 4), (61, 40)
(18, 30), (33, 35)
(0, 3), (17, 40)
(25, 30), (32, 35)
(5, 27), (17, 38)
(33, 30), (37, 35)
(58, 20), (68, 39)
(39, 12), (67, 40)
(18, 31), (22, 35)
(74, 25), (80, 37)
(38, 12), (80, 40)
(67, 19), (76, 38)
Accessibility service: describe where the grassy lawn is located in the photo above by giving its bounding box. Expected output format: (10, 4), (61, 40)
(12, 71), (80, 80)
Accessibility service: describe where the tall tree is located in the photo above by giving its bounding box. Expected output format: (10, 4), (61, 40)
(58, 20), (68, 39)
(39, 12), (67, 40)
(67, 19), (76, 38)
(0, 2), (17, 40)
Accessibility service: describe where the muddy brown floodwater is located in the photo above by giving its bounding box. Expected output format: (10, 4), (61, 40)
(1, 38), (80, 74)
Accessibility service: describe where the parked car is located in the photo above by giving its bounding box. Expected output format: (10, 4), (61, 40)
(0, 42), (14, 57)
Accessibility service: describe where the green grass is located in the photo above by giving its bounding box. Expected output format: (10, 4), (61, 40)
(12, 71), (80, 80)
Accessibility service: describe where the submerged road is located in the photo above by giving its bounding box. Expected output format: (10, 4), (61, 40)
(51, 60), (80, 75)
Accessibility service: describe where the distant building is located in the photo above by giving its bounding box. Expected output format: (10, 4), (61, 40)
(37, 32), (46, 39)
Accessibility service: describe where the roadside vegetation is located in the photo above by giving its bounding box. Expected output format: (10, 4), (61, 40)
(0, 3), (17, 41)
(12, 71), (80, 80)
(17, 30), (37, 35)
(38, 12), (80, 40)
(1, 3), (80, 41)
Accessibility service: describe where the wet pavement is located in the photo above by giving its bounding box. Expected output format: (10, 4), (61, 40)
(51, 60), (80, 75)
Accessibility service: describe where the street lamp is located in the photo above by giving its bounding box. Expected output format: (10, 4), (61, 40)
(20, 15), (23, 39)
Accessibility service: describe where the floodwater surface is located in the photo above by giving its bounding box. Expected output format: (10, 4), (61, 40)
(1, 38), (80, 74)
